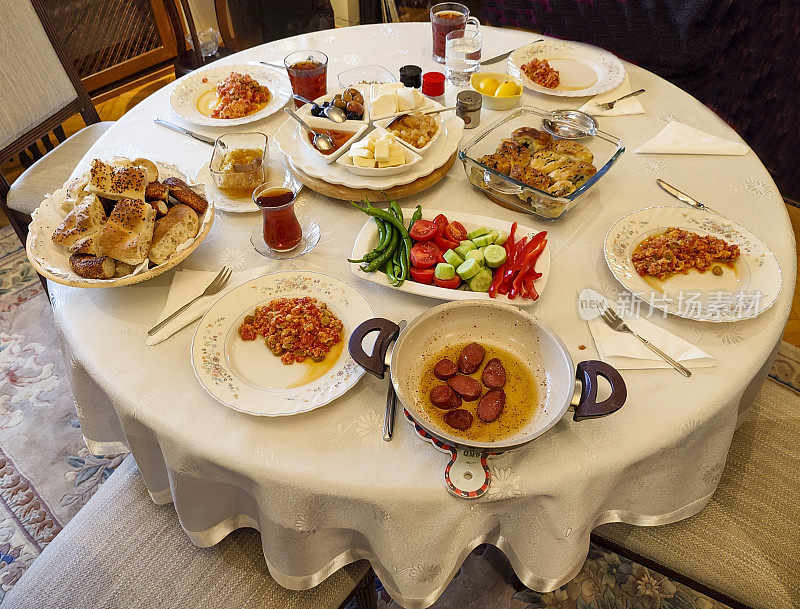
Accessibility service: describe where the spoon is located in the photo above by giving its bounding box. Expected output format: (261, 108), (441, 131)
(293, 94), (347, 123)
(283, 107), (334, 152)
(389, 106), (457, 123)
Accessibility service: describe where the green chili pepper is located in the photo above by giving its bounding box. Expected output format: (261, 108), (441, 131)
(363, 227), (398, 272)
(407, 205), (422, 232)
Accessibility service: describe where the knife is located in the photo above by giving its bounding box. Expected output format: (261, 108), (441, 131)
(657, 179), (719, 215)
(481, 40), (543, 66)
(154, 119), (216, 145)
(382, 319), (407, 442)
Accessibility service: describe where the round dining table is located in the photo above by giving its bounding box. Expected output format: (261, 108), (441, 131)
(48, 23), (796, 609)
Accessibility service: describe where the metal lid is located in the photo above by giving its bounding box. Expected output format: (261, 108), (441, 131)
(457, 90), (482, 111)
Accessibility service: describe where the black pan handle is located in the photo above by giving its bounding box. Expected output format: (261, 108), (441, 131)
(573, 360), (627, 421)
(348, 318), (400, 379)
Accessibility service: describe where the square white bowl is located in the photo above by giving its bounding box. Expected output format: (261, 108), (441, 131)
(376, 112), (444, 156)
(336, 129), (423, 177)
(298, 115), (368, 164)
(295, 90), (370, 124)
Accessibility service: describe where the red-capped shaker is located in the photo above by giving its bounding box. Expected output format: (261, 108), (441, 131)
(422, 71), (445, 100)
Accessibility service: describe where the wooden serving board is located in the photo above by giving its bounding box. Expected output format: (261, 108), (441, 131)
(287, 152), (458, 201)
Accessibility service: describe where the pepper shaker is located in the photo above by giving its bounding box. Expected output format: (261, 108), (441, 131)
(456, 90), (482, 129)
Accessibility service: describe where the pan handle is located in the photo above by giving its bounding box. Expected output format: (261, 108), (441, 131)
(348, 318), (400, 379)
(573, 360), (627, 421)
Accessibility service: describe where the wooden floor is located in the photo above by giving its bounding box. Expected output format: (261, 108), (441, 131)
(2, 70), (799, 347)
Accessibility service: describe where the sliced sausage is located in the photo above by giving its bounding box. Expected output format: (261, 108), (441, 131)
(477, 389), (506, 423)
(446, 374), (482, 401)
(444, 408), (474, 430)
(482, 358), (507, 389)
(433, 358), (458, 380)
(429, 385), (461, 410)
(458, 342), (486, 374)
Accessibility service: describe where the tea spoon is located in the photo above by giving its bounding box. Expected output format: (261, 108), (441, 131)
(283, 108), (334, 152)
(292, 94), (347, 123)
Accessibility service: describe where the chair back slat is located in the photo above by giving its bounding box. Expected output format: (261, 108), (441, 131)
(0, 0), (79, 150)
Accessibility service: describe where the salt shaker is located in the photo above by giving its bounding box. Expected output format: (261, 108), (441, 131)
(456, 90), (482, 129)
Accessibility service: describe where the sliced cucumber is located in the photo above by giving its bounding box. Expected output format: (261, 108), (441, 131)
(454, 240), (477, 259)
(472, 233), (494, 248)
(493, 231), (508, 246)
(466, 249), (484, 266)
(468, 268), (494, 292)
(434, 263), (455, 280)
(484, 244), (507, 268)
(486, 230), (500, 243)
(443, 249), (464, 267)
(456, 258), (481, 280)
(466, 226), (489, 240)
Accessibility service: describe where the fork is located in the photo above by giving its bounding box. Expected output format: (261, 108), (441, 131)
(598, 304), (691, 377)
(596, 88), (646, 110)
(147, 267), (232, 336)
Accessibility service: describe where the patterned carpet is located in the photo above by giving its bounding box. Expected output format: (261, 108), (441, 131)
(3, 224), (796, 607)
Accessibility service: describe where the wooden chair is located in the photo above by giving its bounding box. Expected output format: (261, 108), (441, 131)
(0, 455), (378, 609)
(0, 0), (113, 252)
(163, 0), (233, 79)
(215, 0), (335, 52)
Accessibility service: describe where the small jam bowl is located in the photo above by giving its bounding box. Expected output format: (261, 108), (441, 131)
(469, 72), (523, 111)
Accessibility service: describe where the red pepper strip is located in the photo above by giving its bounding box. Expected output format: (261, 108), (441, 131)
(523, 278), (539, 301)
(488, 261), (507, 298)
(517, 238), (547, 299)
(500, 236), (527, 292)
(505, 222), (518, 255)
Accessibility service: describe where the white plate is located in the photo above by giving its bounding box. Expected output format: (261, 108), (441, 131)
(170, 64), (291, 127)
(604, 207), (781, 322)
(376, 111), (443, 156)
(349, 208), (550, 305)
(191, 271), (374, 416)
(336, 129), (423, 177)
(27, 161), (214, 288)
(507, 40), (625, 97)
(274, 113), (464, 190)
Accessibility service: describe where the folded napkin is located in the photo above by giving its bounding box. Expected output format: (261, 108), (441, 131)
(634, 120), (749, 155)
(579, 75), (645, 117)
(146, 268), (266, 345)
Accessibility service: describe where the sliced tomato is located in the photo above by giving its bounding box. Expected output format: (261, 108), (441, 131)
(443, 221), (467, 243)
(433, 236), (459, 252)
(409, 267), (435, 284)
(410, 242), (439, 268)
(432, 214), (449, 237)
(434, 276), (462, 289)
(409, 219), (437, 241)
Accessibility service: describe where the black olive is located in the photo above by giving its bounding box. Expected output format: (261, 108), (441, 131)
(346, 111), (359, 120)
(310, 105), (323, 117)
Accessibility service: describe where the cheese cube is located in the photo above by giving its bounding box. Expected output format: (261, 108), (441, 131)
(350, 146), (372, 159)
(379, 82), (405, 93)
(386, 153), (405, 167)
(354, 156), (376, 168)
(374, 139), (390, 163)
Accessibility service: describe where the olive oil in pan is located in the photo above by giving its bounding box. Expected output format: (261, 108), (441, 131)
(417, 343), (538, 442)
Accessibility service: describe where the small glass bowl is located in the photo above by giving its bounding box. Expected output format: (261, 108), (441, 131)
(337, 65), (396, 89)
(209, 132), (268, 198)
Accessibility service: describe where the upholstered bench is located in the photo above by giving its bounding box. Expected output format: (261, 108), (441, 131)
(594, 378), (800, 608)
(1, 456), (376, 609)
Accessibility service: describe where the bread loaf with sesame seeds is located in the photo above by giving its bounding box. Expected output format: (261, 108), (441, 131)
(98, 198), (156, 265)
(52, 194), (107, 248)
(85, 159), (147, 201)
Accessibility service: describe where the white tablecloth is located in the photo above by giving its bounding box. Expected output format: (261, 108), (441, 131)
(48, 24), (796, 609)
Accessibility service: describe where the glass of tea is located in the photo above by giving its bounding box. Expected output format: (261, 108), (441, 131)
(430, 2), (479, 64)
(253, 179), (303, 252)
(284, 50), (328, 108)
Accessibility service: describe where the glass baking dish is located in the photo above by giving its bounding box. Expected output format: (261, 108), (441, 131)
(458, 106), (624, 219)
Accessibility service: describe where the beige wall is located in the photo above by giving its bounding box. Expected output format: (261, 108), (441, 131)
(186, 0), (360, 31)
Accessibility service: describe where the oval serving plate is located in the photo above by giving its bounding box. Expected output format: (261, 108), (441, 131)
(191, 271), (374, 416)
(27, 161), (214, 288)
(170, 64), (291, 127)
(604, 206), (781, 322)
(349, 208), (550, 305)
(507, 40), (625, 97)
(273, 112), (463, 190)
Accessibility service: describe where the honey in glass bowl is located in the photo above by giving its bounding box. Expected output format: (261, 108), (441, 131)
(210, 133), (267, 198)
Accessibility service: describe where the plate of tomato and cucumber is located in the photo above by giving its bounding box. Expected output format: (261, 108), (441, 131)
(349, 205), (550, 304)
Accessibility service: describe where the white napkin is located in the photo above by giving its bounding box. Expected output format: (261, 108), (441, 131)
(146, 268), (267, 345)
(579, 75), (645, 117)
(634, 120), (749, 155)
(588, 315), (715, 370)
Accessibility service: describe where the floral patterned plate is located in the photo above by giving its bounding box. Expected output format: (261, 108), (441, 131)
(604, 206), (781, 322)
(190, 272), (374, 416)
(507, 40), (625, 97)
(170, 64), (291, 127)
